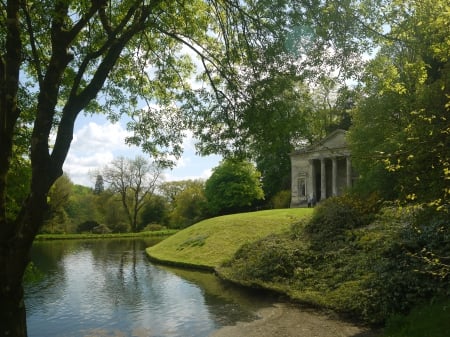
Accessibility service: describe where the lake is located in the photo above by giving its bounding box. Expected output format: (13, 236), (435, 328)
(25, 238), (274, 337)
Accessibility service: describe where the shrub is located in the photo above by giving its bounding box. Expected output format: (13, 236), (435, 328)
(77, 220), (100, 233)
(271, 190), (291, 209)
(109, 222), (129, 233)
(224, 234), (308, 283)
(304, 193), (381, 244)
(356, 206), (450, 322)
(92, 224), (111, 234)
(142, 223), (166, 232)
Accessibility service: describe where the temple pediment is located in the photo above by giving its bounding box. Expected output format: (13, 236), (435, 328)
(292, 129), (349, 157)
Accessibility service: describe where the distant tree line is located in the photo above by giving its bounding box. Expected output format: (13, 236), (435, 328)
(41, 156), (267, 234)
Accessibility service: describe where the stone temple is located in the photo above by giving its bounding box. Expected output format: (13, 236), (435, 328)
(290, 129), (357, 207)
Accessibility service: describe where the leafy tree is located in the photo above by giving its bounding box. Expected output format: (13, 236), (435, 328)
(242, 74), (313, 200)
(168, 179), (207, 228)
(1, 1), (297, 334)
(66, 185), (103, 227)
(349, 0), (450, 207)
(139, 194), (169, 230)
(205, 159), (264, 215)
(101, 156), (162, 232)
(41, 174), (73, 234)
(102, 194), (129, 233)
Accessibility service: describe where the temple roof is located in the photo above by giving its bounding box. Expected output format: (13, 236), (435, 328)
(290, 129), (349, 157)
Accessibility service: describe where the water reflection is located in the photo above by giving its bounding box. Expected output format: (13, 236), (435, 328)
(25, 238), (273, 337)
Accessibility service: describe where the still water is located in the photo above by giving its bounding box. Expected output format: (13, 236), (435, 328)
(25, 238), (273, 337)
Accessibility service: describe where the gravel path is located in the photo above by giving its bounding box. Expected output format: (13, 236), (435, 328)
(209, 303), (382, 337)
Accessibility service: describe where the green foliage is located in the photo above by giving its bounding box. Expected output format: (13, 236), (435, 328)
(23, 262), (44, 284)
(5, 156), (31, 221)
(225, 234), (304, 282)
(271, 190), (291, 209)
(168, 180), (208, 229)
(384, 298), (450, 337)
(77, 220), (100, 233)
(139, 195), (169, 230)
(141, 223), (166, 232)
(220, 202), (449, 325)
(42, 174), (74, 234)
(349, 0), (450, 208)
(205, 158), (264, 216)
(304, 193), (381, 244)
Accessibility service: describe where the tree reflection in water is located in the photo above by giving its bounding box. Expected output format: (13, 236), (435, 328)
(25, 238), (272, 337)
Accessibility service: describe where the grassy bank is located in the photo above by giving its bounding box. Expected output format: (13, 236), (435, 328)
(146, 208), (313, 269)
(35, 229), (178, 241)
(145, 200), (450, 337)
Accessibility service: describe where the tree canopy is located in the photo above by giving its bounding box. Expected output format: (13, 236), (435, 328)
(0, 1), (302, 335)
(205, 158), (264, 215)
(348, 0), (450, 208)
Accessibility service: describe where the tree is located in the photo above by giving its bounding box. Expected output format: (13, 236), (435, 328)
(66, 184), (104, 229)
(1, 1), (294, 335)
(348, 0), (450, 207)
(41, 174), (73, 234)
(94, 175), (104, 195)
(205, 159), (264, 215)
(139, 194), (169, 230)
(168, 179), (207, 228)
(101, 156), (162, 232)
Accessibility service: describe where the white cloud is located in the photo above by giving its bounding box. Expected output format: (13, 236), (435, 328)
(63, 120), (221, 186)
(63, 121), (141, 186)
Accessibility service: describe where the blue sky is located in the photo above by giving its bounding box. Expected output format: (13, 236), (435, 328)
(63, 114), (221, 187)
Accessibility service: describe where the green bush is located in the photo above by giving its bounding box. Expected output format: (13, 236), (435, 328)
(142, 223), (166, 232)
(77, 220), (100, 233)
(224, 234), (308, 282)
(356, 206), (450, 322)
(304, 193), (381, 244)
(271, 190), (291, 209)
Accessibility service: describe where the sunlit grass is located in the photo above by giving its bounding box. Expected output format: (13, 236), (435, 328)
(146, 208), (313, 269)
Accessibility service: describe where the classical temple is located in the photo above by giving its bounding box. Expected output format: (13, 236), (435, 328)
(290, 129), (356, 207)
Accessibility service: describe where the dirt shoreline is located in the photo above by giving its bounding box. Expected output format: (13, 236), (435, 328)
(209, 303), (382, 337)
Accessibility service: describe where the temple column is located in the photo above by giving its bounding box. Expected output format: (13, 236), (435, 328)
(332, 157), (338, 196)
(308, 159), (316, 205)
(320, 158), (326, 201)
(346, 156), (352, 188)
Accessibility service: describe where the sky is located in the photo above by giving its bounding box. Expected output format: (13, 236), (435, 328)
(62, 114), (221, 187)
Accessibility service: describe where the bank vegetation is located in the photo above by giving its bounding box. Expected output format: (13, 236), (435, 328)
(148, 197), (449, 337)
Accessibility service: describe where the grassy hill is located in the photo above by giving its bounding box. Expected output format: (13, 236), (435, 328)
(146, 208), (313, 269)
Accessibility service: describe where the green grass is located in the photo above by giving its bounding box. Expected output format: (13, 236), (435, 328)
(35, 229), (178, 240)
(146, 208), (313, 269)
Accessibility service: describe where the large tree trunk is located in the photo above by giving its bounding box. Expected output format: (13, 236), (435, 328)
(0, 252), (28, 337)
(0, 191), (48, 337)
